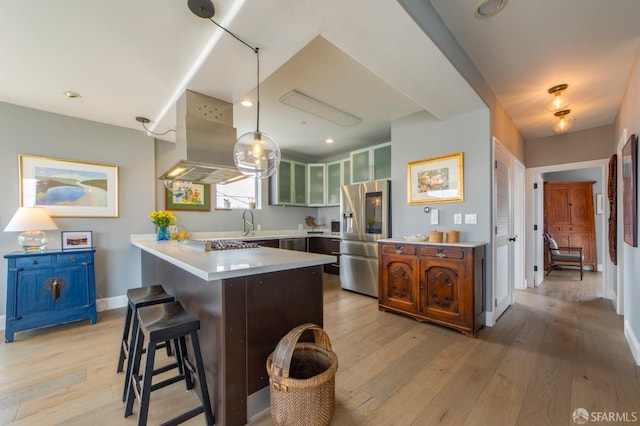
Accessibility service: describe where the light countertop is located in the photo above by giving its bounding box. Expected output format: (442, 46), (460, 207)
(131, 235), (336, 281)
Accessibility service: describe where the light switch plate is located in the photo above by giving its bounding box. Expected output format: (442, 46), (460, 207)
(454, 213), (462, 225)
(431, 209), (439, 225)
(465, 213), (477, 224)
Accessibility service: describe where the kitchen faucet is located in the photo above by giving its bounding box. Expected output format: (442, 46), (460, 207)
(242, 209), (254, 237)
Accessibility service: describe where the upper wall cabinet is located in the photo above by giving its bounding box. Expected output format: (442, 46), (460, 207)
(307, 164), (326, 206)
(350, 142), (391, 183)
(269, 159), (307, 206)
(326, 159), (351, 206)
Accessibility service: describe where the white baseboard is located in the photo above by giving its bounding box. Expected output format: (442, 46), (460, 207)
(0, 296), (127, 332)
(484, 311), (495, 327)
(624, 319), (640, 366)
(96, 295), (128, 312)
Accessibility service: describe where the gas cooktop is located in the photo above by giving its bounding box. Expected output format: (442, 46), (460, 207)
(179, 239), (261, 251)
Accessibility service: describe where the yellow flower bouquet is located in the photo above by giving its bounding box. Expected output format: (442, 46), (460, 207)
(149, 210), (176, 240)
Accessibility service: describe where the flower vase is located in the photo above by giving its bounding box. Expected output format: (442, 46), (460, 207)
(156, 225), (170, 241)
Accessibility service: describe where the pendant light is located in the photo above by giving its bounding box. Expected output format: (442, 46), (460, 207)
(188, 0), (281, 179)
(547, 83), (570, 112)
(552, 109), (573, 133)
(163, 179), (192, 196)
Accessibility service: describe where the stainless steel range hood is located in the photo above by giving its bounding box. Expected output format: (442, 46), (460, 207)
(158, 90), (245, 184)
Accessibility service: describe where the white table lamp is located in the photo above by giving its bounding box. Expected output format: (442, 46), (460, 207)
(3, 207), (59, 252)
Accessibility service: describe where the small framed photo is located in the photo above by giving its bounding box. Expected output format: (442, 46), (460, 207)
(61, 231), (93, 250)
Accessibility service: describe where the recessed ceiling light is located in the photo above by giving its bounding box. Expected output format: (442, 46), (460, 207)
(241, 100), (253, 107)
(325, 138), (334, 144)
(474, 0), (508, 18)
(63, 90), (81, 99)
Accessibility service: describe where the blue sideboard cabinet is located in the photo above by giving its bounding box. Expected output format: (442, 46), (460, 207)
(4, 249), (97, 342)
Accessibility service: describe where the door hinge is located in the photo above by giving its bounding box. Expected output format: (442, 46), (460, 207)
(495, 225), (498, 235)
(533, 224), (538, 231)
(534, 265), (538, 272)
(495, 299), (498, 307)
(533, 182), (538, 189)
(495, 160), (498, 169)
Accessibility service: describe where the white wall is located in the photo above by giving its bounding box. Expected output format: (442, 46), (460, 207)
(615, 46), (640, 365)
(390, 109), (493, 311)
(0, 101), (155, 314)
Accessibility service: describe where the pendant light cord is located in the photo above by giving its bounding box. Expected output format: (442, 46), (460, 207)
(207, 17), (261, 133)
(142, 121), (176, 136)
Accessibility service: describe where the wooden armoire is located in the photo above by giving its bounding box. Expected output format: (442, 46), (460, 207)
(544, 181), (597, 271)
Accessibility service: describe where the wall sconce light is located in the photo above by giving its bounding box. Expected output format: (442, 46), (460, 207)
(3, 207), (59, 252)
(552, 109), (573, 133)
(547, 83), (570, 112)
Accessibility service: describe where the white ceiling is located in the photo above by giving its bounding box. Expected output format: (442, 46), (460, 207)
(2, 0), (639, 160)
(430, 0), (640, 140)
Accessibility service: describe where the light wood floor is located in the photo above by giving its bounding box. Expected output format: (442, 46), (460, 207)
(1, 270), (639, 425)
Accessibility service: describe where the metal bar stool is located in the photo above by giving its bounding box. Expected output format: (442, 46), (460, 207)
(118, 285), (175, 402)
(124, 301), (214, 426)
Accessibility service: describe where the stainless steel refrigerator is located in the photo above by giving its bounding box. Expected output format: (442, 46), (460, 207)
(340, 180), (391, 297)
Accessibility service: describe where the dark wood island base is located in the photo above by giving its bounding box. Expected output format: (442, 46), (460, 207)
(141, 251), (324, 426)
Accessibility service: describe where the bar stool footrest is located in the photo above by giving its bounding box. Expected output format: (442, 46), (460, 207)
(150, 374), (187, 392)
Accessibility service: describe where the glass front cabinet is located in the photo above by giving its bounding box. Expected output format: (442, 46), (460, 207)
(350, 142), (391, 183)
(326, 159), (351, 206)
(270, 159), (307, 206)
(307, 163), (326, 206)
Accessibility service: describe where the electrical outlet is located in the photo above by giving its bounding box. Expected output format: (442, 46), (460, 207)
(465, 213), (477, 224)
(431, 209), (439, 225)
(454, 213), (462, 225)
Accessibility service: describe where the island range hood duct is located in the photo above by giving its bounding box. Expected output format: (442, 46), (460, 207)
(158, 90), (245, 184)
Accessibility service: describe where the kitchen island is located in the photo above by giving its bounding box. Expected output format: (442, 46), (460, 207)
(131, 236), (335, 425)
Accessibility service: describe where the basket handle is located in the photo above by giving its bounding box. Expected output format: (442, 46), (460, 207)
(270, 323), (332, 381)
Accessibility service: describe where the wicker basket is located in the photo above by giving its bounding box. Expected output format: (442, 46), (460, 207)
(266, 323), (339, 426)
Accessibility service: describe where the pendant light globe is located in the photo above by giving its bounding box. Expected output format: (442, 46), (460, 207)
(234, 130), (281, 179)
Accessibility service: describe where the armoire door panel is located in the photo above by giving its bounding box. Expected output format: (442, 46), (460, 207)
(544, 181), (597, 271)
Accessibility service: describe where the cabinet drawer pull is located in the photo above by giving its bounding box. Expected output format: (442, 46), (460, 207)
(436, 250), (447, 258)
(52, 279), (60, 301)
(44, 278), (65, 301)
(32, 259), (38, 265)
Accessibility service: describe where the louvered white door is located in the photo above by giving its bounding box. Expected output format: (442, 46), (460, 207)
(494, 143), (514, 320)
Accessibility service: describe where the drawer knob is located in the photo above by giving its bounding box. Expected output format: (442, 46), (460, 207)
(436, 250), (447, 258)
(32, 259), (38, 265)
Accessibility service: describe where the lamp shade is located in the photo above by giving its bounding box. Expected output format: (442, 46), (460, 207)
(4, 207), (58, 232)
(4, 207), (58, 252)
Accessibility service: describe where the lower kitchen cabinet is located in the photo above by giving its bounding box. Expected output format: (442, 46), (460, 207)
(308, 237), (341, 274)
(4, 249), (97, 342)
(378, 241), (486, 337)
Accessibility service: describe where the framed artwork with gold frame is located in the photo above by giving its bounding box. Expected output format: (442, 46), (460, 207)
(407, 152), (464, 205)
(19, 155), (119, 217)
